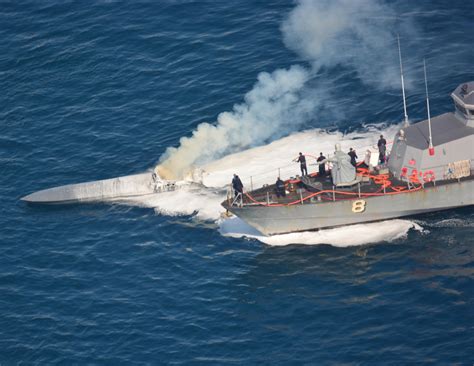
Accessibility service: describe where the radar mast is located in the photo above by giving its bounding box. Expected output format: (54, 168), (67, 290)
(398, 35), (409, 127)
(423, 59), (435, 156)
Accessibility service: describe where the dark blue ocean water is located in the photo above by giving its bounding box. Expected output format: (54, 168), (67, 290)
(1, 1), (473, 364)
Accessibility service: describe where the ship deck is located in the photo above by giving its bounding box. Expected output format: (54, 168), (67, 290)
(223, 168), (474, 209)
(239, 171), (401, 206)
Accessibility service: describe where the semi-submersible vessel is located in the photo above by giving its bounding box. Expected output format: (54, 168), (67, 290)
(222, 81), (474, 235)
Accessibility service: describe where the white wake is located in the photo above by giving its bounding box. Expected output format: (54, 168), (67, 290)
(219, 216), (423, 247)
(130, 0), (422, 246)
(125, 125), (423, 247)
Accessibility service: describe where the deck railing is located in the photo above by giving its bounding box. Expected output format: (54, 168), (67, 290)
(228, 159), (473, 208)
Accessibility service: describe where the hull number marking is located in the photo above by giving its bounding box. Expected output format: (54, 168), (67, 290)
(352, 200), (366, 213)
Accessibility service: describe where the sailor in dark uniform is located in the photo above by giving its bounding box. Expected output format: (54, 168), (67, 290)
(348, 148), (358, 167)
(378, 135), (387, 164)
(294, 152), (308, 176)
(232, 174), (243, 198)
(275, 177), (286, 198)
(317, 152), (326, 176)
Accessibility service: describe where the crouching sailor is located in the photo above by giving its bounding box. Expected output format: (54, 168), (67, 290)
(275, 177), (286, 198)
(348, 148), (358, 167)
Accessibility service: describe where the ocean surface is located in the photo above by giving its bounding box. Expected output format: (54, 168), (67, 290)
(1, 0), (473, 364)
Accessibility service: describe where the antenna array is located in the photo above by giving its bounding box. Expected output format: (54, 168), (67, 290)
(398, 35), (409, 127)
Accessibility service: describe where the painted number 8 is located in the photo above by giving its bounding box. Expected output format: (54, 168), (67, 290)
(352, 200), (366, 213)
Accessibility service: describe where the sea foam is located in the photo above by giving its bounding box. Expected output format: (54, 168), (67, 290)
(124, 125), (422, 247)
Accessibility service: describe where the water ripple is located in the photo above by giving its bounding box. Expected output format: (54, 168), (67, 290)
(0, 1), (473, 364)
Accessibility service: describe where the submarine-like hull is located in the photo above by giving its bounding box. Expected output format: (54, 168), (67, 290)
(21, 172), (174, 204)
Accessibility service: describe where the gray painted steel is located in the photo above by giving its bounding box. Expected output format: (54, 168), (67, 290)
(388, 124), (474, 180)
(228, 180), (474, 235)
(400, 112), (474, 150)
(451, 81), (474, 126)
(452, 81), (474, 105)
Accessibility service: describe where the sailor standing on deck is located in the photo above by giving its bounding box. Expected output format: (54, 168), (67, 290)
(232, 174), (243, 198)
(348, 148), (358, 167)
(294, 152), (308, 176)
(317, 152), (326, 176)
(378, 135), (387, 164)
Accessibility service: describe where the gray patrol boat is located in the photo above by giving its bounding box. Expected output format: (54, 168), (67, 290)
(222, 81), (474, 236)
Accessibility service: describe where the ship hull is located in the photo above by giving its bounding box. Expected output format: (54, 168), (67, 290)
(227, 180), (474, 235)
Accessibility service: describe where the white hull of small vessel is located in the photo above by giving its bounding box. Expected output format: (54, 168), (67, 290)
(21, 172), (185, 204)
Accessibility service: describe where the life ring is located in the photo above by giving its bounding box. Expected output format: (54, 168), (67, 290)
(423, 170), (435, 183)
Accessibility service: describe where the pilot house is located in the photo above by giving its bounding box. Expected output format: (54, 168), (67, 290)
(388, 82), (474, 182)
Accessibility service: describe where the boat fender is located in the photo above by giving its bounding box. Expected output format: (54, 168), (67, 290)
(423, 170), (435, 182)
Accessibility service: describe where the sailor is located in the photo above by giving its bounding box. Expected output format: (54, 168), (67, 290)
(378, 135), (387, 164)
(232, 174), (243, 198)
(348, 148), (358, 167)
(317, 152), (326, 176)
(294, 152), (308, 176)
(275, 177), (286, 198)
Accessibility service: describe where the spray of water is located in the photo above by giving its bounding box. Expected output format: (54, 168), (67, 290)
(156, 0), (412, 180)
(125, 126), (424, 247)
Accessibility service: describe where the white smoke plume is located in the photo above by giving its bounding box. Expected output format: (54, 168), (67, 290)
(157, 66), (317, 179)
(282, 0), (404, 88)
(157, 0), (409, 179)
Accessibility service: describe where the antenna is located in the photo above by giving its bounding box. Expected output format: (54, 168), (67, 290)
(423, 59), (435, 156)
(398, 35), (409, 127)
